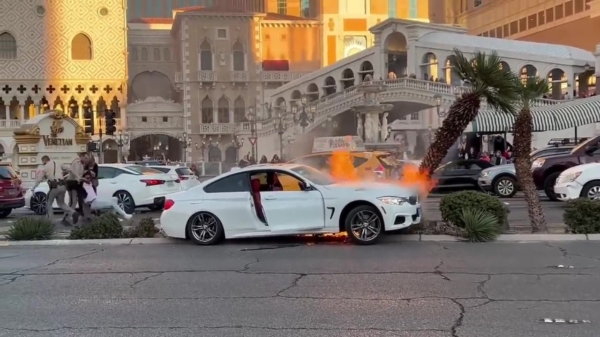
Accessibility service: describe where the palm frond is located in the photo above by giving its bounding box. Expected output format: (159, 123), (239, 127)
(514, 76), (549, 110)
(451, 48), (519, 116)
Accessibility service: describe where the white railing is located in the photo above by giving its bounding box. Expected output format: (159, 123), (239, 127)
(261, 71), (312, 82)
(198, 122), (252, 134)
(0, 120), (23, 128)
(231, 71), (249, 82)
(198, 71), (217, 82)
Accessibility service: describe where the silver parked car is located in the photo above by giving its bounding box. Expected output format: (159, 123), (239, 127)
(478, 145), (575, 198)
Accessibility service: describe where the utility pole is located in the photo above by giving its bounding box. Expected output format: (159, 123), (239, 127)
(98, 127), (103, 164)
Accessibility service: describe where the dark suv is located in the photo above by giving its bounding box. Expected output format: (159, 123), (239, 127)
(532, 136), (600, 200)
(0, 165), (24, 217)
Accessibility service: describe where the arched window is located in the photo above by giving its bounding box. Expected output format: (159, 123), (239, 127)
(233, 97), (247, 123)
(141, 47), (148, 61)
(153, 48), (160, 61)
(71, 33), (92, 60)
(201, 97), (214, 123)
(0, 32), (17, 59)
(232, 40), (245, 71)
(199, 40), (213, 71)
(130, 47), (138, 61)
(163, 48), (170, 61)
(218, 97), (230, 123)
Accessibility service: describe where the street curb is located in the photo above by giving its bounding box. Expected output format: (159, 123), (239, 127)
(1, 234), (599, 246)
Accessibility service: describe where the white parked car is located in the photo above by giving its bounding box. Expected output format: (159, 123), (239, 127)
(147, 165), (200, 190)
(554, 163), (600, 201)
(25, 164), (182, 215)
(160, 164), (421, 245)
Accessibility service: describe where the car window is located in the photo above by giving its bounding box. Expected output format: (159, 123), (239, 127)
(97, 167), (117, 179)
(150, 167), (170, 173)
(289, 155), (327, 170)
(203, 173), (249, 193)
(352, 157), (369, 168)
(0, 166), (17, 180)
(125, 165), (164, 175)
(250, 171), (303, 192)
(291, 165), (334, 185)
(175, 168), (193, 176)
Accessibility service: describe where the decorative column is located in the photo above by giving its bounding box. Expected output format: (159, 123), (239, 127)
(352, 81), (392, 145)
(18, 105), (24, 121)
(4, 105), (9, 121)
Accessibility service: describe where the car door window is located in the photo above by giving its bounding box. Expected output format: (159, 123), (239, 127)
(97, 167), (117, 179)
(150, 167), (170, 173)
(204, 173), (249, 193)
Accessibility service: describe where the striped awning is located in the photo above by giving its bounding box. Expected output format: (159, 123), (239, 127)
(470, 109), (515, 133)
(534, 96), (600, 130)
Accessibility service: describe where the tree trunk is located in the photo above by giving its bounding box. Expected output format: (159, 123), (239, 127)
(419, 93), (481, 176)
(513, 108), (547, 233)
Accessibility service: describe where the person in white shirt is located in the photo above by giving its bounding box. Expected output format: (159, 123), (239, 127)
(81, 172), (132, 220)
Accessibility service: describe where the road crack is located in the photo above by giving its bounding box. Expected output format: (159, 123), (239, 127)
(130, 273), (163, 289)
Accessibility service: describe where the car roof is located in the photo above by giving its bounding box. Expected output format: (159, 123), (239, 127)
(148, 165), (188, 169)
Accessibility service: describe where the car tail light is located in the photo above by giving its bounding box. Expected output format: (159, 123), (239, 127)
(178, 175), (189, 180)
(164, 199), (175, 210)
(140, 179), (165, 186)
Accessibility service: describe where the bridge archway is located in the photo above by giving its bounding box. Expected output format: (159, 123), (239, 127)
(130, 71), (174, 102)
(128, 133), (182, 162)
(384, 32), (407, 78)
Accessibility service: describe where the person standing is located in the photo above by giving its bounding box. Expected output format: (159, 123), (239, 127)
(32, 155), (78, 224)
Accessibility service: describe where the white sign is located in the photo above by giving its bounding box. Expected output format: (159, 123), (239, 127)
(312, 136), (365, 153)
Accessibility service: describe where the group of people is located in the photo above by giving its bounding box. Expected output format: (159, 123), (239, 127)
(459, 147), (513, 165)
(32, 152), (132, 225)
(237, 154), (282, 168)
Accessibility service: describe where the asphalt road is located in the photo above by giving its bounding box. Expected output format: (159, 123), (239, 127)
(1, 241), (599, 336)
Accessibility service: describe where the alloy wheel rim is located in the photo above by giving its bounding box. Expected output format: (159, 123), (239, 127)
(32, 194), (47, 215)
(350, 210), (381, 242)
(190, 213), (218, 243)
(498, 180), (514, 195)
(587, 186), (600, 200)
(116, 193), (131, 211)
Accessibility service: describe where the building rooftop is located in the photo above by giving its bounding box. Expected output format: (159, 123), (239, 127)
(419, 31), (595, 64)
(128, 18), (174, 24)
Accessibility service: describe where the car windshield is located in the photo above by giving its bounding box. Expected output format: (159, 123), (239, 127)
(291, 165), (334, 185)
(125, 165), (164, 175)
(0, 167), (17, 180)
(571, 136), (600, 154)
(530, 147), (572, 160)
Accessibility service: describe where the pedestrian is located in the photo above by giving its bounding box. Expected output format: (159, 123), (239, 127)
(271, 154), (280, 163)
(259, 155), (268, 164)
(80, 171), (132, 220)
(480, 152), (490, 163)
(32, 155), (78, 224)
(493, 150), (507, 165)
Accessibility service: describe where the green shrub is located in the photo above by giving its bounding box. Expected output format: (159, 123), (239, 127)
(6, 217), (55, 241)
(459, 208), (501, 242)
(440, 191), (509, 228)
(68, 212), (123, 240)
(123, 217), (158, 238)
(563, 198), (600, 234)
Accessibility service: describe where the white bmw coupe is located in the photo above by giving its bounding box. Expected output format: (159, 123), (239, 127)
(160, 164), (422, 245)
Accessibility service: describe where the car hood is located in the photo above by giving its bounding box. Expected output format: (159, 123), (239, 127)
(562, 162), (600, 175)
(324, 181), (418, 196)
(483, 163), (515, 173)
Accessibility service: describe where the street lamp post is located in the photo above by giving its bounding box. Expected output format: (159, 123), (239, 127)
(285, 135), (294, 160)
(292, 96), (316, 133)
(247, 106), (257, 160)
(178, 132), (191, 163)
(231, 135), (244, 163)
(276, 112), (285, 159)
(433, 94), (444, 128)
(116, 130), (130, 163)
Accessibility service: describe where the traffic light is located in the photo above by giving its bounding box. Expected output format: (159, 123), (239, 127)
(83, 107), (94, 135)
(105, 110), (116, 135)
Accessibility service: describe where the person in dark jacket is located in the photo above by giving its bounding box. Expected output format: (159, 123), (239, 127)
(259, 155), (268, 163)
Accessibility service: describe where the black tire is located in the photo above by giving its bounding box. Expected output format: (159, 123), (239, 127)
(186, 212), (224, 245)
(0, 209), (11, 218)
(544, 172), (561, 201)
(344, 204), (384, 245)
(113, 191), (135, 214)
(30, 192), (48, 215)
(580, 181), (600, 200)
(493, 176), (518, 198)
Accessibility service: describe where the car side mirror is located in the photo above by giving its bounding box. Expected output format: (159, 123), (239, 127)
(585, 146), (597, 155)
(299, 181), (311, 191)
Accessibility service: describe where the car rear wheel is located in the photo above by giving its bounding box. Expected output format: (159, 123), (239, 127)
(186, 212), (224, 245)
(113, 191), (135, 214)
(344, 205), (383, 245)
(493, 176), (517, 198)
(580, 182), (600, 200)
(543, 172), (561, 201)
(30, 192), (47, 215)
(0, 209), (11, 218)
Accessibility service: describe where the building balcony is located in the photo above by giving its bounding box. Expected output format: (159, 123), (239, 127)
(0, 120), (23, 129)
(198, 122), (251, 135)
(198, 71), (217, 82)
(231, 71), (249, 82)
(261, 71), (312, 83)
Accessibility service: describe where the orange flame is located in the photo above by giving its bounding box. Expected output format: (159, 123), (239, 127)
(328, 150), (437, 198)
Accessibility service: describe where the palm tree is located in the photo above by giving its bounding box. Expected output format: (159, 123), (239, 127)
(419, 49), (519, 176)
(512, 77), (548, 233)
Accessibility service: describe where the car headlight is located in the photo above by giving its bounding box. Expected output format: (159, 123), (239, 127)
(532, 159), (545, 169)
(558, 171), (582, 184)
(480, 171), (490, 178)
(378, 196), (409, 205)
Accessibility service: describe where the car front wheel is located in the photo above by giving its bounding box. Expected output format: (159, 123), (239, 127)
(494, 176), (517, 198)
(186, 212), (224, 245)
(344, 205), (384, 245)
(580, 182), (600, 200)
(30, 192), (47, 215)
(0, 209), (11, 218)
